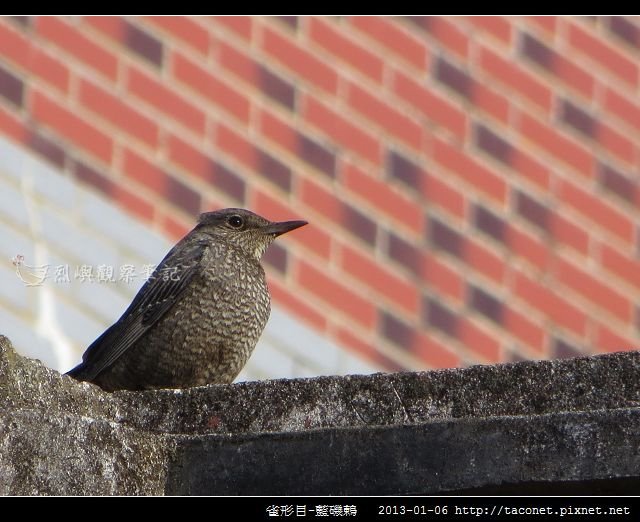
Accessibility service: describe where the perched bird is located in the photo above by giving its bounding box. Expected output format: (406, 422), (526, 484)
(66, 208), (307, 392)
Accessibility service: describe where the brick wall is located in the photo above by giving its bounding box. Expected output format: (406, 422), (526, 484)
(0, 16), (639, 373)
(0, 137), (375, 380)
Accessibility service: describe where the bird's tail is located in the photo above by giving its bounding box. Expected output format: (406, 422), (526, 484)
(65, 362), (88, 380)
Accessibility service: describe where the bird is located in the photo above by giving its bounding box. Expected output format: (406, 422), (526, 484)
(66, 208), (307, 392)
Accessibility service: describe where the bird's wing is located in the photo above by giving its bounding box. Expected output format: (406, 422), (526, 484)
(67, 239), (209, 381)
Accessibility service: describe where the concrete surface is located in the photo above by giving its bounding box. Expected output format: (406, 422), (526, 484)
(1, 334), (639, 495)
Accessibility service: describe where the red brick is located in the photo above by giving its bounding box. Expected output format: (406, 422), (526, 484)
(348, 16), (427, 70)
(423, 254), (465, 302)
(424, 175), (466, 219)
(84, 16), (126, 41)
(259, 109), (296, 154)
(478, 45), (552, 112)
(432, 138), (507, 203)
(418, 16), (469, 59)
(0, 21), (29, 64)
(473, 84), (510, 124)
(466, 16), (512, 44)
(31, 90), (113, 164)
(35, 17), (118, 80)
(513, 271), (587, 336)
(263, 117), (336, 179)
(556, 257), (632, 322)
(127, 65), (205, 134)
(601, 244), (640, 290)
(290, 221), (333, 261)
(392, 70), (467, 140)
(596, 125), (636, 165)
(519, 112), (595, 176)
(602, 87), (640, 133)
(558, 179), (634, 243)
(308, 18), (384, 82)
(167, 134), (245, 204)
(143, 16), (210, 54)
(343, 163), (423, 234)
(201, 191), (228, 214)
(114, 185), (154, 223)
(252, 188), (331, 260)
(219, 43), (295, 110)
(28, 48), (70, 94)
(553, 55), (596, 99)
(251, 188), (301, 223)
(167, 134), (207, 174)
(413, 331), (460, 369)
(347, 82), (423, 151)
(216, 123), (291, 190)
(300, 178), (342, 218)
(594, 323), (637, 353)
(168, 134), (220, 181)
(551, 214), (590, 255)
(334, 327), (379, 366)
(504, 308), (545, 353)
(0, 22), (70, 93)
(340, 244), (420, 314)
(219, 41), (258, 84)
(303, 95), (382, 165)
(123, 148), (202, 214)
(459, 318), (501, 362)
(0, 104), (26, 142)
(301, 177), (379, 243)
(209, 16), (252, 40)
(388, 149), (466, 217)
(269, 277), (328, 332)
(122, 148), (164, 191)
(297, 260), (377, 328)
(567, 21), (639, 87)
(510, 149), (552, 191)
(508, 227), (551, 272)
(465, 239), (506, 283)
(158, 211), (191, 241)
(527, 16), (557, 34)
(172, 51), (250, 124)
(78, 78), (158, 147)
(262, 25), (338, 94)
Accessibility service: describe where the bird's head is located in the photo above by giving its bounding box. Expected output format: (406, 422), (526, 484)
(196, 208), (307, 260)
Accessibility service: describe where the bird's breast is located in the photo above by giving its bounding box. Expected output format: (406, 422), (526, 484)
(198, 246), (271, 334)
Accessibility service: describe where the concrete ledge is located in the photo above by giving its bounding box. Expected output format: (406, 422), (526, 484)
(168, 408), (640, 495)
(1, 334), (639, 495)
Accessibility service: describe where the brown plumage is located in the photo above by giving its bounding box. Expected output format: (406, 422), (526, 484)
(66, 208), (307, 391)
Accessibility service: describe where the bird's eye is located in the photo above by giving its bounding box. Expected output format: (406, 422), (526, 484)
(228, 215), (244, 228)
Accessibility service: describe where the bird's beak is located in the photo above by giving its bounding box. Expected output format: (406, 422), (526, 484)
(262, 220), (308, 237)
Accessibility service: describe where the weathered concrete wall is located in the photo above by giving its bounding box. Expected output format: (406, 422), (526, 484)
(0, 335), (171, 495)
(1, 334), (639, 495)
